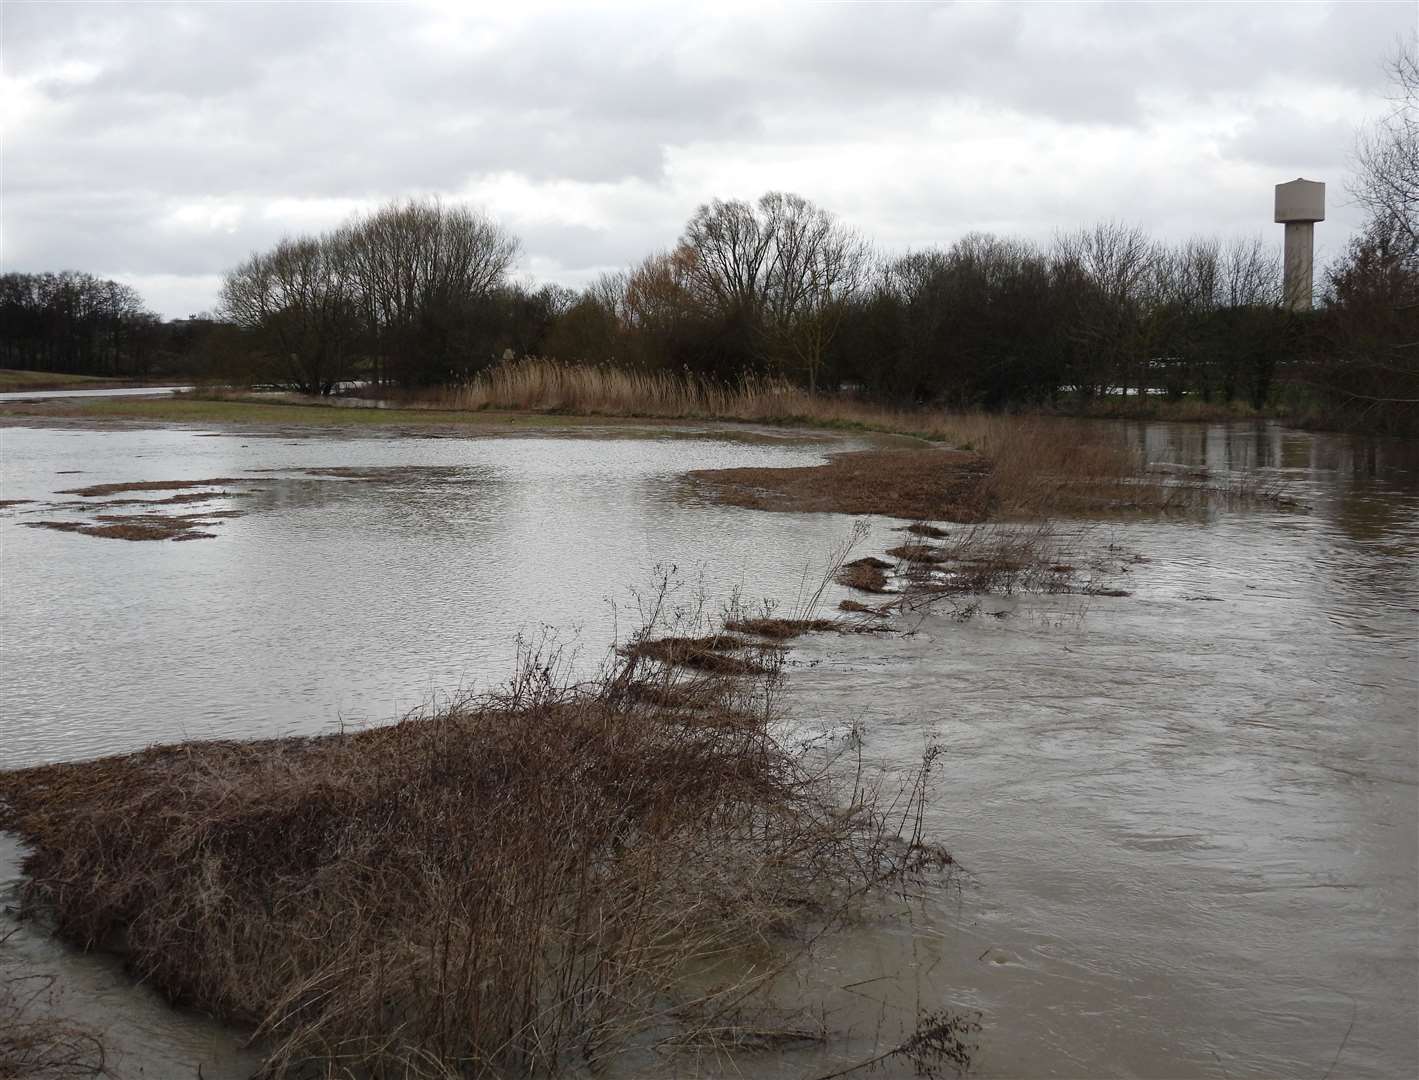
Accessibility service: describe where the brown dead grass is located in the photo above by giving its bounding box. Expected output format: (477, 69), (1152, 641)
(0, 644), (949, 1079)
(24, 513), (219, 542)
(143, 490), (242, 506)
(0, 500), (34, 510)
(835, 561), (892, 594)
(837, 600), (888, 617)
(721, 618), (840, 640)
(620, 634), (778, 676)
(885, 543), (951, 565)
(688, 448), (991, 522)
(54, 478), (245, 498)
(901, 523), (950, 539)
(419, 361), (1257, 519)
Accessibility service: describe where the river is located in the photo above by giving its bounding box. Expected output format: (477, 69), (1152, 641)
(1, 417), (1415, 1078)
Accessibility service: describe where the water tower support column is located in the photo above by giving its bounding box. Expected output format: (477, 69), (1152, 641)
(1274, 178), (1325, 311)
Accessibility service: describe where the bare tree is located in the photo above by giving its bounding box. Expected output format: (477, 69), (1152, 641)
(1053, 221), (1161, 395)
(337, 198), (520, 384)
(761, 192), (872, 391)
(679, 198), (775, 319)
(219, 236), (357, 394)
(1352, 45), (1419, 258)
(678, 192), (871, 388)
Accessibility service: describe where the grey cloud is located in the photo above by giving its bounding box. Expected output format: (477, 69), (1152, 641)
(1221, 109), (1359, 172)
(2, 1), (1410, 316)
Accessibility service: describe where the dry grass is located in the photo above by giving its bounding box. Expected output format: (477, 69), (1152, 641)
(835, 560), (892, 594)
(837, 600), (889, 617)
(413, 360), (1234, 519)
(23, 513), (220, 542)
(619, 633), (779, 676)
(54, 478), (245, 498)
(689, 448), (993, 522)
(172, 361), (1285, 519)
(900, 523), (950, 539)
(884, 543), (951, 565)
(0, 633), (949, 1079)
(0, 369), (134, 393)
(720, 618), (840, 640)
(416, 359), (934, 433)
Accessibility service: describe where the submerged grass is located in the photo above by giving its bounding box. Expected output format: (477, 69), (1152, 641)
(23, 513), (221, 542)
(437, 362), (1290, 519)
(689, 448), (993, 522)
(54, 478), (244, 498)
(0, 369), (135, 393)
(619, 633), (778, 676)
(721, 617), (841, 640)
(835, 560), (893, 594)
(0, 629), (949, 1079)
(0, 934), (106, 1079)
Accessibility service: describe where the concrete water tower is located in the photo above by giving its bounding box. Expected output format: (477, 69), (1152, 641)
(1274, 178), (1325, 311)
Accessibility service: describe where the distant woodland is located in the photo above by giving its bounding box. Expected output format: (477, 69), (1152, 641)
(5, 57), (1414, 431)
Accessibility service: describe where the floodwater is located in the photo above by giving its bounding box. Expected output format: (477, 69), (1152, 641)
(0, 384), (190, 402)
(0, 419), (1415, 1079)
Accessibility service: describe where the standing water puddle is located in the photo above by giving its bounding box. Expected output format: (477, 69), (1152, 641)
(1, 420), (1415, 1078)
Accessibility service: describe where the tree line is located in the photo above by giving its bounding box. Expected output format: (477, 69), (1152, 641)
(5, 53), (1413, 429)
(0, 271), (165, 377)
(202, 194), (1299, 408)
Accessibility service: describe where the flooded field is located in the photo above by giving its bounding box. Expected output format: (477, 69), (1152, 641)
(1, 418), (1416, 1078)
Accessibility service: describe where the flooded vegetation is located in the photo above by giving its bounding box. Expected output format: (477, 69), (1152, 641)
(6, 4), (1417, 1076)
(1, 416), (1416, 1078)
(0, 628), (952, 1079)
(690, 447), (992, 520)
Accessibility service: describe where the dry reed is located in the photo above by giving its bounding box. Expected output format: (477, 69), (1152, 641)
(258, 359), (1282, 519)
(0, 632), (949, 1079)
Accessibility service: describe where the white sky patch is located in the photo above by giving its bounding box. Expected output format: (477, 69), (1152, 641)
(111, 273), (226, 320)
(258, 197), (377, 233)
(161, 199), (246, 235)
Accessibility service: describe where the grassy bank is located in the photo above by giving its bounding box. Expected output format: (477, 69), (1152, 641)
(0, 634), (949, 1078)
(0, 369), (153, 394)
(2, 362), (1283, 522)
(0, 395), (644, 430)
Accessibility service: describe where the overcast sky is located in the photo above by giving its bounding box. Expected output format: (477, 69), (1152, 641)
(3, 0), (1414, 318)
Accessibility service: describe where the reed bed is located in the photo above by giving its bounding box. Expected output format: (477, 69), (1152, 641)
(431, 360), (905, 430)
(0, 635), (949, 1079)
(421, 360), (1271, 519)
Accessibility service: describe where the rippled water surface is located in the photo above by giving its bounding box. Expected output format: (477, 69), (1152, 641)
(1, 418), (1415, 1078)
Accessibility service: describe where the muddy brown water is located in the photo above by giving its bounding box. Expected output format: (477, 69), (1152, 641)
(0, 419), (1415, 1079)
